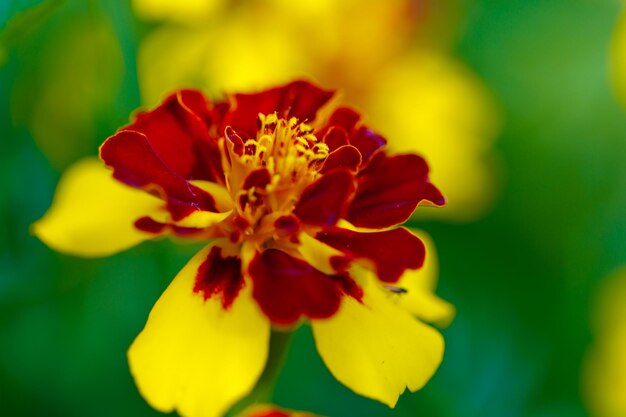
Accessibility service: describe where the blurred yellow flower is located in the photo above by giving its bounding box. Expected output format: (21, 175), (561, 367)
(133, 0), (227, 23)
(612, 9), (626, 106)
(134, 0), (500, 221)
(583, 267), (626, 417)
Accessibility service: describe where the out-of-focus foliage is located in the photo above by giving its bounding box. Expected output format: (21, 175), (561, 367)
(1, 0), (625, 417)
(11, 15), (122, 169)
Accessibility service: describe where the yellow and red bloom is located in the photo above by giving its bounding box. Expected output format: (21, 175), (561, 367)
(34, 81), (453, 417)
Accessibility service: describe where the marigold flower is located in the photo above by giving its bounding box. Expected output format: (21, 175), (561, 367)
(33, 81), (454, 417)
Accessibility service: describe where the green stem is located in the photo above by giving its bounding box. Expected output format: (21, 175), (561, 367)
(226, 329), (294, 416)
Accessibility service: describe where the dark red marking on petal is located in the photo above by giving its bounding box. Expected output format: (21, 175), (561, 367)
(293, 169), (356, 227)
(347, 152), (445, 229)
(329, 255), (352, 272)
(333, 273), (364, 302)
(320, 145), (362, 174)
(171, 225), (206, 236)
(100, 130), (218, 220)
(134, 216), (206, 237)
(124, 90), (224, 184)
(134, 216), (166, 234)
(249, 249), (356, 325)
(223, 81), (334, 137)
(225, 126), (244, 156)
(243, 168), (272, 190)
(316, 227), (426, 283)
(349, 126), (387, 163)
(193, 246), (244, 309)
(322, 126), (349, 152)
(274, 214), (301, 238)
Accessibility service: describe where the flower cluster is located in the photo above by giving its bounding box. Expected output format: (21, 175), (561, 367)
(34, 81), (454, 417)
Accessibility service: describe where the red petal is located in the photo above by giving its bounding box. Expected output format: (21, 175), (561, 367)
(193, 246), (244, 309)
(322, 126), (349, 152)
(100, 130), (217, 220)
(222, 80), (334, 137)
(274, 215), (301, 238)
(320, 145), (362, 173)
(177, 89), (216, 127)
(316, 227), (426, 283)
(326, 107), (361, 131)
(347, 152), (445, 228)
(318, 107), (385, 164)
(249, 249), (357, 325)
(293, 169), (356, 227)
(225, 126), (244, 156)
(125, 90), (224, 184)
(349, 126), (386, 163)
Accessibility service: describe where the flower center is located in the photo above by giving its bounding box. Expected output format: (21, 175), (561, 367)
(222, 113), (329, 244)
(243, 113), (329, 183)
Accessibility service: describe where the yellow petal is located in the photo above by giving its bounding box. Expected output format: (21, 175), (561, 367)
(128, 244), (271, 417)
(190, 180), (234, 212)
(172, 180), (234, 229)
(311, 275), (444, 407)
(174, 209), (232, 229)
(297, 232), (345, 275)
(32, 158), (164, 257)
(394, 229), (455, 327)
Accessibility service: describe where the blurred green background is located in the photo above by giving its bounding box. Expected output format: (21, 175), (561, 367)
(1, 0), (626, 416)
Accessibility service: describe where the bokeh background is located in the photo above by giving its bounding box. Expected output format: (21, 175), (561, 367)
(1, 0), (626, 416)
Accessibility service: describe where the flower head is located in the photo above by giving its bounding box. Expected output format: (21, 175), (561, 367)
(34, 81), (454, 417)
